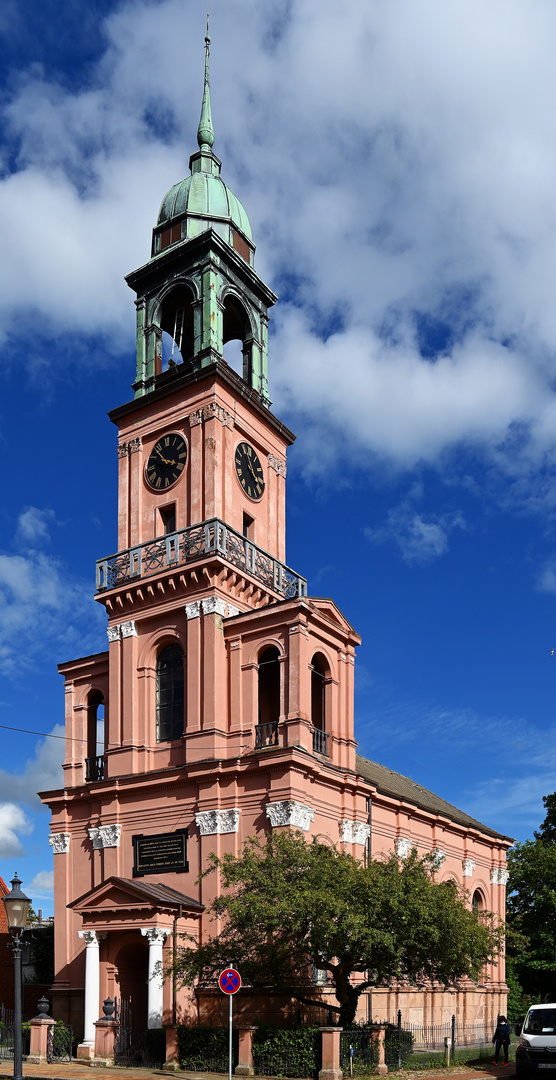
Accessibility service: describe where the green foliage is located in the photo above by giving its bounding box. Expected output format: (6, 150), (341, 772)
(253, 1026), (320, 1078)
(507, 837), (556, 1002)
(178, 1025), (237, 1072)
(172, 831), (503, 1027)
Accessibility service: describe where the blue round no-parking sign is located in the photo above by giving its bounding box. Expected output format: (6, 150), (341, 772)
(219, 967), (241, 995)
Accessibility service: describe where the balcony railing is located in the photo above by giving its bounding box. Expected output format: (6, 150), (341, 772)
(96, 517), (307, 601)
(85, 755), (105, 782)
(255, 721), (279, 749)
(312, 728), (329, 756)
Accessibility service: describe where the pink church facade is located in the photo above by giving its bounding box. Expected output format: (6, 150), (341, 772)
(40, 35), (511, 1056)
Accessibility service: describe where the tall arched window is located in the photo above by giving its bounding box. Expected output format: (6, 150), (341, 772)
(257, 646), (280, 747)
(156, 643), (184, 742)
(472, 890), (484, 913)
(86, 691), (105, 781)
(311, 653), (329, 756)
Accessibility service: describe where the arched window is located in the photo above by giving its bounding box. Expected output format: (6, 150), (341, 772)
(158, 286), (195, 372)
(222, 295), (252, 381)
(472, 890), (484, 913)
(156, 643), (184, 742)
(86, 691), (105, 781)
(257, 646), (280, 747)
(311, 655), (326, 731)
(311, 653), (329, 756)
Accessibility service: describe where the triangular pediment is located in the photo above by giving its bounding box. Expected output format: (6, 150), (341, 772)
(307, 597), (360, 638)
(68, 876), (203, 916)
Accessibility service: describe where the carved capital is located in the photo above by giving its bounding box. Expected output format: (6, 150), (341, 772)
(185, 601), (201, 620)
(432, 848), (446, 867)
(195, 809), (241, 835)
(265, 801), (315, 832)
(49, 833), (71, 854)
(189, 403), (234, 429)
(120, 621), (138, 638)
(89, 824), (122, 850)
(78, 930), (104, 947)
(107, 626), (121, 642)
(141, 927), (171, 946)
(117, 443), (129, 458)
(226, 604), (240, 618)
(491, 868), (509, 885)
(202, 597), (227, 617)
(395, 837), (411, 859)
(340, 820), (370, 846)
(267, 454), (287, 478)
(463, 858), (476, 878)
(128, 437), (142, 453)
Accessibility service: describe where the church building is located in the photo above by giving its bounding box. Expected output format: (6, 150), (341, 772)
(40, 32), (512, 1057)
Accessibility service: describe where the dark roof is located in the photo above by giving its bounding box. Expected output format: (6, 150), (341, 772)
(69, 876), (204, 912)
(356, 754), (513, 843)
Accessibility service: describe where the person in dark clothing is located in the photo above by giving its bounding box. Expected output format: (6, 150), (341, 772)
(493, 1015), (511, 1065)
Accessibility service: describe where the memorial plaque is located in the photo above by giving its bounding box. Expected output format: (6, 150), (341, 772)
(132, 828), (189, 877)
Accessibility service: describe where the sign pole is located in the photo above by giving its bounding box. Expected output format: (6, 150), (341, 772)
(229, 991), (233, 1080)
(219, 967), (241, 1080)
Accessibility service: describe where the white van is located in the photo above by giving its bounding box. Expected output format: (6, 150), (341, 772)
(517, 1004), (556, 1078)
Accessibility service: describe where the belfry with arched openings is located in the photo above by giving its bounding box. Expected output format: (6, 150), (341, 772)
(41, 29), (512, 1056)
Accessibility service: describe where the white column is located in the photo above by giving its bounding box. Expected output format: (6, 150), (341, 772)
(141, 928), (171, 1028)
(78, 930), (102, 1046)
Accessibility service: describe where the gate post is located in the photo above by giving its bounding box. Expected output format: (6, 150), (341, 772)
(369, 1023), (388, 1076)
(163, 1026), (180, 1072)
(235, 1025), (257, 1076)
(94, 1001), (119, 1065)
(319, 1026), (343, 1080)
(28, 1000), (56, 1066)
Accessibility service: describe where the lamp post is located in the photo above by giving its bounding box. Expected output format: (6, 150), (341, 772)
(2, 873), (31, 1080)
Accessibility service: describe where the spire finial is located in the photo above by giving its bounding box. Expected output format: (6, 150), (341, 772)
(197, 14), (215, 150)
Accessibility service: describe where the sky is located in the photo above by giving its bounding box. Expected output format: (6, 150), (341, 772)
(1, 0), (556, 914)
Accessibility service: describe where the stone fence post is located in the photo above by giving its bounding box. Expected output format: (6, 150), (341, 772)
(164, 1025), (180, 1072)
(93, 997), (119, 1065)
(235, 1025), (257, 1076)
(28, 998), (56, 1065)
(369, 1023), (388, 1076)
(319, 1026), (343, 1080)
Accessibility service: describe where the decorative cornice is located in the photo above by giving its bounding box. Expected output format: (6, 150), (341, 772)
(395, 837), (411, 859)
(339, 820), (370, 846)
(49, 833), (71, 854)
(463, 858), (476, 878)
(88, 824), (122, 850)
(266, 801), (315, 831)
(189, 403), (234, 430)
(267, 454), (287, 478)
(195, 809), (241, 835)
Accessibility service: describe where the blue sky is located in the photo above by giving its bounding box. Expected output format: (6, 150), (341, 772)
(1, 0), (556, 914)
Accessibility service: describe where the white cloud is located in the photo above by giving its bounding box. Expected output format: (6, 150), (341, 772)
(28, 870), (54, 896)
(365, 499), (466, 565)
(0, 725), (65, 804)
(0, 804), (33, 858)
(2, 0), (556, 481)
(16, 507), (54, 545)
(537, 563), (556, 596)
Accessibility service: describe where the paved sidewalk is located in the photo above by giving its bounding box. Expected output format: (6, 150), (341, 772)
(0, 1062), (517, 1080)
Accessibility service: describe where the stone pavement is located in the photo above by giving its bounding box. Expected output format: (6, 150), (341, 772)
(0, 1062), (517, 1080)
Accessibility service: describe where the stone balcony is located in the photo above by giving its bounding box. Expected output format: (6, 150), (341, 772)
(95, 517), (307, 600)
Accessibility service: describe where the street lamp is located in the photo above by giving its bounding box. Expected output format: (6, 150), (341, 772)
(2, 874), (32, 1080)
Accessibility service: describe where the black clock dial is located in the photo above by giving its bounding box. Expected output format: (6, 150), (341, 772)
(146, 433), (187, 490)
(235, 441), (265, 500)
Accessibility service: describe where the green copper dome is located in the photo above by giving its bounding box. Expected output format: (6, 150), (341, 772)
(155, 29), (253, 253)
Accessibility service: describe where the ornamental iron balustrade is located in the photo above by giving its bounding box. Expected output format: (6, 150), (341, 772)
(96, 518), (306, 601)
(255, 721), (279, 749)
(312, 729), (329, 756)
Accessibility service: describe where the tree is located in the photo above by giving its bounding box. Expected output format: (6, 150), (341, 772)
(534, 792), (556, 845)
(506, 837), (556, 1004)
(173, 831), (503, 1026)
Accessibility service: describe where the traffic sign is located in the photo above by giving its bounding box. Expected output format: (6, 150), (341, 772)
(219, 967), (241, 995)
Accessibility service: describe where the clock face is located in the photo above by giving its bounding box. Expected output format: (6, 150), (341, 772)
(146, 433), (187, 490)
(235, 441), (265, 500)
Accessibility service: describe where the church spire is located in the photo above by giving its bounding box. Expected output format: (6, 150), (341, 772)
(197, 16), (215, 150)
